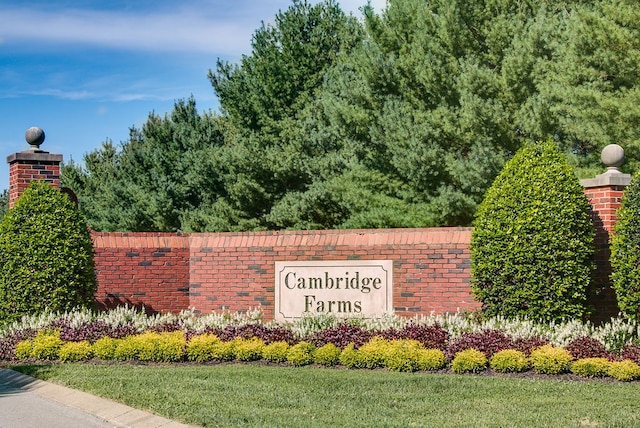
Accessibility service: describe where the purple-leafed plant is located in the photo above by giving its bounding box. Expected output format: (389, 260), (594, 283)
(308, 324), (373, 349)
(621, 343), (640, 364)
(216, 324), (296, 344)
(379, 323), (449, 350)
(512, 336), (549, 356)
(565, 336), (609, 359)
(446, 329), (514, 360)
(0, 328), (37, 360)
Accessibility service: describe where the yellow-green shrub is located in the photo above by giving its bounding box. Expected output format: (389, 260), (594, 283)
(530, 345), (573, 375)
(14, 339), (33, 359)
(415, 348), (447, 371)
(186, 334), (222, 362)
(490, 349), (530, 373)
(92, 337), (120, 360)
(607, 360), (640, 381)
(571, 358), (610, 378)
(313, 343), (342, 366)
(153, 332), (186, 362)
(384, 340), (425, 372)
(286, 341), (315, 366)
(59, 341), (93, 362)
(339, 343), (361, 368)
(233, 337), (265, 361)
(356, 336), (390, 369)
(262, 341), (290, 363)
(30, 331), (64, 360)
(451, 349), (487, 373)
(113, 335), (145, 361)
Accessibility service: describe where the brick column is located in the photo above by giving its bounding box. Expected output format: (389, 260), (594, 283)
(6, 127), (63, 208)
(581, 144), (631, 322)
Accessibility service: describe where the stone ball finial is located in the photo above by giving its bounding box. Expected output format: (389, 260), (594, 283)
(601, 144), (625, 172)
(25, 126), (45, 150)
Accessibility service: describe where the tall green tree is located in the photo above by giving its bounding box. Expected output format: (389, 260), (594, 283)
(208, 0), (365, 230)
(0, 189), (7, 219)
(63, 97), (228, 232)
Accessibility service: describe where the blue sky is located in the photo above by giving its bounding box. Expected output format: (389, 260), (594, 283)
(0, 0), (384, 192)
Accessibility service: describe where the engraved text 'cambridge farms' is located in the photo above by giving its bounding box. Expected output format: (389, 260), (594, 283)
(275, 261), (393, 321)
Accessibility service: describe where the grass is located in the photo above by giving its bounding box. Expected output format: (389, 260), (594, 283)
(8, 363), (640, 427)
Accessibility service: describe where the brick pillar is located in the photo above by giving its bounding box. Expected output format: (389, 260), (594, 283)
(6, 127), (63, 208)
(581, 144), (631, 322)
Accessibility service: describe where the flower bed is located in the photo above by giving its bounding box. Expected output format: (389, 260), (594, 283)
(2, 307), (640, 381)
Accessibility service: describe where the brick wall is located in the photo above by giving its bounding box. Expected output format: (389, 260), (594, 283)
(6, 152), (62, 208)
(92, 232), (190, 313)
(188, 228), (477, 319)
(92, 228), (478, 319)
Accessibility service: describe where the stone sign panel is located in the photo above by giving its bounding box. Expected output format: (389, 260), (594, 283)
(275, 260), (393, 321)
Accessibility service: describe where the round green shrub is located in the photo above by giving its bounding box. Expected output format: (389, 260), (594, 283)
(471, 140), (595, 322)
(611, 172), (640, 319)
(530, 345), (573, 375)
(59, 340), (93, 362)
(262, 341), (290, 363)
(451, 348), (488, 374)
(92, 337), (120, 360)
(490, 349), (530, 373)
(607, 360), (640, 381)
(186, 334), (222, 362)
(233, 337), (265, 361)
(0, 181), (97, 323)
(313, 343), (342, 366)
(571, 357), (611, 378)
(286, 341), (315, 366)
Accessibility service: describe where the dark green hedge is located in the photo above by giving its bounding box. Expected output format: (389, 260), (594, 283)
(611, 173), (640, 319)
(470, 141), (595, 321)
(0, 181), (97, 323)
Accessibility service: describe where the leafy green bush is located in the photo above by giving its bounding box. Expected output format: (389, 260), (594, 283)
(233, 337), (265, 361)
(571, 358), (610, 378)
(471, 141), (595, 321)
(313, 343), (342, 366)
(59, 340), (93, 362)
(186, 334), (222, 362)
(286, 341), (315, 366)
(0, 181), (97, 323)
(490, 349), (530, 373)
(611, 172), (640, 319)
(607, 360), (640, 381)
(451, 349), (488, 374)
(530, 345), (573, 375)
(92, 337), (120, 360)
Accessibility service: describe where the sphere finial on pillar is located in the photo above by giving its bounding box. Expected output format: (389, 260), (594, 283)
(25, 127), (45, 151)
(601, 144), (625, 173)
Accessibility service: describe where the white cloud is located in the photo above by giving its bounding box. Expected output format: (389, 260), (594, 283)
(0, 6), (256, 55)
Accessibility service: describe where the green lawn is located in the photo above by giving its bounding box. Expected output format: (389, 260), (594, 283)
(9, 363), (640, 427)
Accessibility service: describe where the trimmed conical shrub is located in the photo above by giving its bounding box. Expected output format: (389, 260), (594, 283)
(471, 140), (595, 321)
